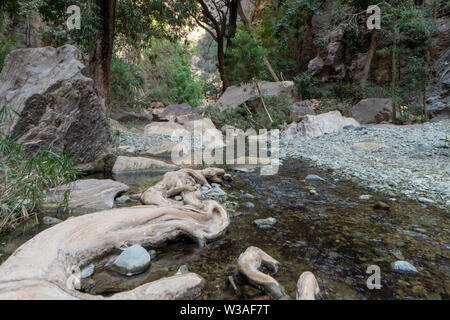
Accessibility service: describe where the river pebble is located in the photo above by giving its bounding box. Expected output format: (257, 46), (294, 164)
(393, 261), (419, 273)
(282, 121), (450, 208)
(111, 245), (151, 276)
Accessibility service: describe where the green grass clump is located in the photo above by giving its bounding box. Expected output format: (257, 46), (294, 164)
(0, 106), (79, 233)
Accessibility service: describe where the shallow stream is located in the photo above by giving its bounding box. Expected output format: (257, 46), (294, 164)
(1, 159), (448, 300)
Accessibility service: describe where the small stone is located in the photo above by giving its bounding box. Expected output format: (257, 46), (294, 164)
(111, 245), (151, 276)
(243, 202), (255, 209)
(393, 261), (418, 273)
(392, 250), (404, 260)
(115, 195), (131, 205)
(244, 193), (256, 199)
(373, 201), (390, 210)
(42, 216), (62, 225)
(418, 197), (434, 205)
(309, 188), (318, 195)
(80, 264), (95, 279)
(148, 250), (157, 260)
(175, 265), (189, 275)
(305, 174), (325, 182)
(174, 195), (183, 201)
(329, 251), (341, 259)
(253, 217), (276, 228)
(359, 195), (372, 200)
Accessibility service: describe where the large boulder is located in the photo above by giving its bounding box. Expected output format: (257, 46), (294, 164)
(144, 121), (188, 136)
(42, 179), (129, 214)
(0, 45), (112, 168)
(216, 81), (295, 111)
(290, 100), (317, 122)
(110, 110), (153, 124)
(350, 98), (393, 124)
(112, 156), (178, 173)
(157, 103), (202, 123)
(286, 111), (360, 139)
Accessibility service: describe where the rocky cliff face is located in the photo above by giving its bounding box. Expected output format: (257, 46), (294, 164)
(289, 0), (448, 87)
(0, 45), (113, 169)
(0, 10), (45, 48)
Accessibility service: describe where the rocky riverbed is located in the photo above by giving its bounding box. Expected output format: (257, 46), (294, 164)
(281, 121), (450, 209)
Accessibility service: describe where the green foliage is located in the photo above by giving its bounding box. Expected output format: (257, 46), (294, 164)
(225, 31), (269, 85)
(294, 72), (316, 100)
(192, 33), (221, 98)
(205, 96), (292, 131)
(144, 40), (204, 107)
(0, 106), (79, 233)
(110, 55), (145, 110)
(378, 0), (435, 122)
(18, 0), (100, 55)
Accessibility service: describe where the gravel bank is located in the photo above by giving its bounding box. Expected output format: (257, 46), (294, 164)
(281, 121), (450, 208)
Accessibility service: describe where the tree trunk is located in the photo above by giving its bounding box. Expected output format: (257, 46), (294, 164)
(217, 36), (231, 92)
(254, 79), (273, 124)
(361, 29), (377, 88)
(89, 0), (116, 107)
(226, 0), (238, 49)
(391, 28), (398, 123)
(237, 0), (280, 82)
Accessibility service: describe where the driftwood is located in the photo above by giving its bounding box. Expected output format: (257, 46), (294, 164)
(237, 246), (285, 299)
(0, 169), (230, 300)
(237, 247), (320, 300)
(296, 271), (320, 300)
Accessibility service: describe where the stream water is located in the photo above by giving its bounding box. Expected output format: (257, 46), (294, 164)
(0, 159), (448, 300)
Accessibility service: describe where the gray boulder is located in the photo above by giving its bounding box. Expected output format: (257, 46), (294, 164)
(0, 45), (113, 169)
(216, 81), (295, 111)
(351, 98), (393, 124)
(158, 103), (202, 124)
(112, 156), (178, 173)
(111, 245), (151, 276)
(43, 179), (129, 214)
(290, 101), (316, 122)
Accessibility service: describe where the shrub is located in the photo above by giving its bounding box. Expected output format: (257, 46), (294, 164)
(205, 96), (292, 131)
(110, 55), (146, 111)
(0, 106), (79, 233)
(144, 40), (204, 107)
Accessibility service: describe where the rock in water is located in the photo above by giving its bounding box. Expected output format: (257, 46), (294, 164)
(253, 218), (277, 229)
(115, 195), (131, 205)
(80, 264), (95, 279)
(43, 179), (129, 214)
(418, 197), (434, 205)
(42, 216), (62, 226)
(373, 201), (390, 211)
(305, 174), (325, 182)
(112, 156), (178, 173)
(393, 261), (418, 273)
(0, 45), (112, 170)
(111, 245), (151, 276)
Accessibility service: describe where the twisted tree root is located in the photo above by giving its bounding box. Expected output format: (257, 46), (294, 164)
(0, 168), (230, 300)
(237, 247), (320, 300)
(237, 246), (285, 299)
(296, 271), (320, 300)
